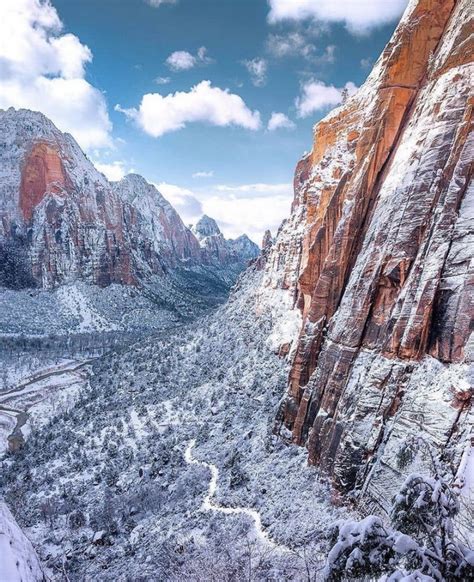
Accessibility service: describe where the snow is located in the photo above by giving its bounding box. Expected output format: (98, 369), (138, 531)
(184, 439), (290, 551)
(0, 502), (44, 582)
(0, 359), (89, 453)
(57, 284), (118, 333)
(461, 448), (474, 496)
(263, 288), (302, 351)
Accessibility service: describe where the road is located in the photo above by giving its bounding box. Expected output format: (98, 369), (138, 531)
(0, 360), (91, 453)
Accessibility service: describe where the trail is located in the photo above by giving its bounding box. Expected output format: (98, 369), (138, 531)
(184, 439), (290, 552)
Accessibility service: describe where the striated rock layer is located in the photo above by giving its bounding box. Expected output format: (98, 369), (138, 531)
(269, 0), (473, 506)
(0, 109), (257, 290)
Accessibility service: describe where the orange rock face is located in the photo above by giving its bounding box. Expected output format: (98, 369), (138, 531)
(272, 0), (473, 496)
(20, 142), (68, 221)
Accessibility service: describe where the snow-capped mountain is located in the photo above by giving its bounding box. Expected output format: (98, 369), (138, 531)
(192, 214), (259, 265)
(0, 108), (258, 290)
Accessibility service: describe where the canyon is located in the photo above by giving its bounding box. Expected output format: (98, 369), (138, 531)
(0, 0), (472, 579)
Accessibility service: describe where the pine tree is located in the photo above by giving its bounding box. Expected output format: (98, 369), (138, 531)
(324, 438), (474, 581)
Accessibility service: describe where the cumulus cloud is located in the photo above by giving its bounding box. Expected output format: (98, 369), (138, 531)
(242, 58), (268, 87)
(94, 161), (129, 182)
(267, 112), (295, 131)
(155, 76), (171, 85)
(266, 31), (335, 65)
(192, 170), (214, 178)
(166, 47), (212, 71)
(266, 32), (316, 59)
(203, 184), (293, 242)
(267, 0), (408, 34)
(166, 51), (196, 71)
(116, 81), (261, 137)
(296, 80), (358, 117)
(215, 183), (291, 197)
(0, 0), (112, 149)
(156, 182), (203, 223)
(157, 181), (293, 243)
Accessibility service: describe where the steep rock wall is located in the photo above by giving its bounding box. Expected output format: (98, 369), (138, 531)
(271, 0), (473, 504)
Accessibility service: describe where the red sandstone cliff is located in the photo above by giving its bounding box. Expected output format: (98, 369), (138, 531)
(0, 109), (257, 289)
(268, 0), (473, 506)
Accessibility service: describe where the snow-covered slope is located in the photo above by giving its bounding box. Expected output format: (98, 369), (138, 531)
(0, 502), (44, 581)
(1, 265), (344, 580)
(192, 214), (259, 265)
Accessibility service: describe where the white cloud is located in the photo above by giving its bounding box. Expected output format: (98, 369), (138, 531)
(202, 185), (293, 243)
(215, 183), (291, 196)
(155, 76), (171, 85)
(0, 0), (112, 149)
(295, 80), (358, 117)
(266, 31), (335, 65)
(165, 46), (212, 71)
(156, 182), (203, 222)
(116, 80), (261, 137)
(266, 32), (315, 59)
(242, 58), (268, 87)
(145, 0), (177, 7)
(267, 0), (408, 34)
(192, 170), (214, 178)
(267, 112), (295, 131)
(166, 51), (196, 71)
(360, 57), (373, 69)
(317, 45), (337, 65)
(94, 161), (129, 182)
(156, 181), (293, 243)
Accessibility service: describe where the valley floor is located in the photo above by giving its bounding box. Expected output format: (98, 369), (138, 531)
(1, 267), (346, 581)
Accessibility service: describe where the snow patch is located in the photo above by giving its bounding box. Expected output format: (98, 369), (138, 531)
(0, 502), (44, 582)
(57, 285), (118, 332)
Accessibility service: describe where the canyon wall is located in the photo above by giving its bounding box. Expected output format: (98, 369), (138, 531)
(268, 0), (473, 508)
(0, 109), (257, 289)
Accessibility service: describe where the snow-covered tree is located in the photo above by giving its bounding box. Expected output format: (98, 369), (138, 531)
(325, 446), (474, 581)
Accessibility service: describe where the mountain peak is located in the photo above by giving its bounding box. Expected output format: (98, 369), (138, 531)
(193, 215), (221, 238)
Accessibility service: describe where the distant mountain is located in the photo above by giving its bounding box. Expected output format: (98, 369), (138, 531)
(0, 108), (258, 291)
(192, 214), (259, 266)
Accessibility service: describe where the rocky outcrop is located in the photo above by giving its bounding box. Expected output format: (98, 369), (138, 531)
(269, 0), (473, 505)
(192, 215), (259, 266)
(0, 502), (45, 581)
(0, 109), (259, 290)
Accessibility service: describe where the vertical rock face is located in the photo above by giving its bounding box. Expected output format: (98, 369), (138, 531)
(0, 108), (136, 288)
(0, 109), (259, 290)
(269, 0), (473, 504)
(113, 174), (203, 276)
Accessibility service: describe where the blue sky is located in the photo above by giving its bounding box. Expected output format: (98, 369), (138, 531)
(0, 0), (408, 242)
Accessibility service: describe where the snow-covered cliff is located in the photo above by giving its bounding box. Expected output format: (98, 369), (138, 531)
(0, 502), (45, 581)
(265, 0), (473, 505)
(0, 108), (258, 290)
